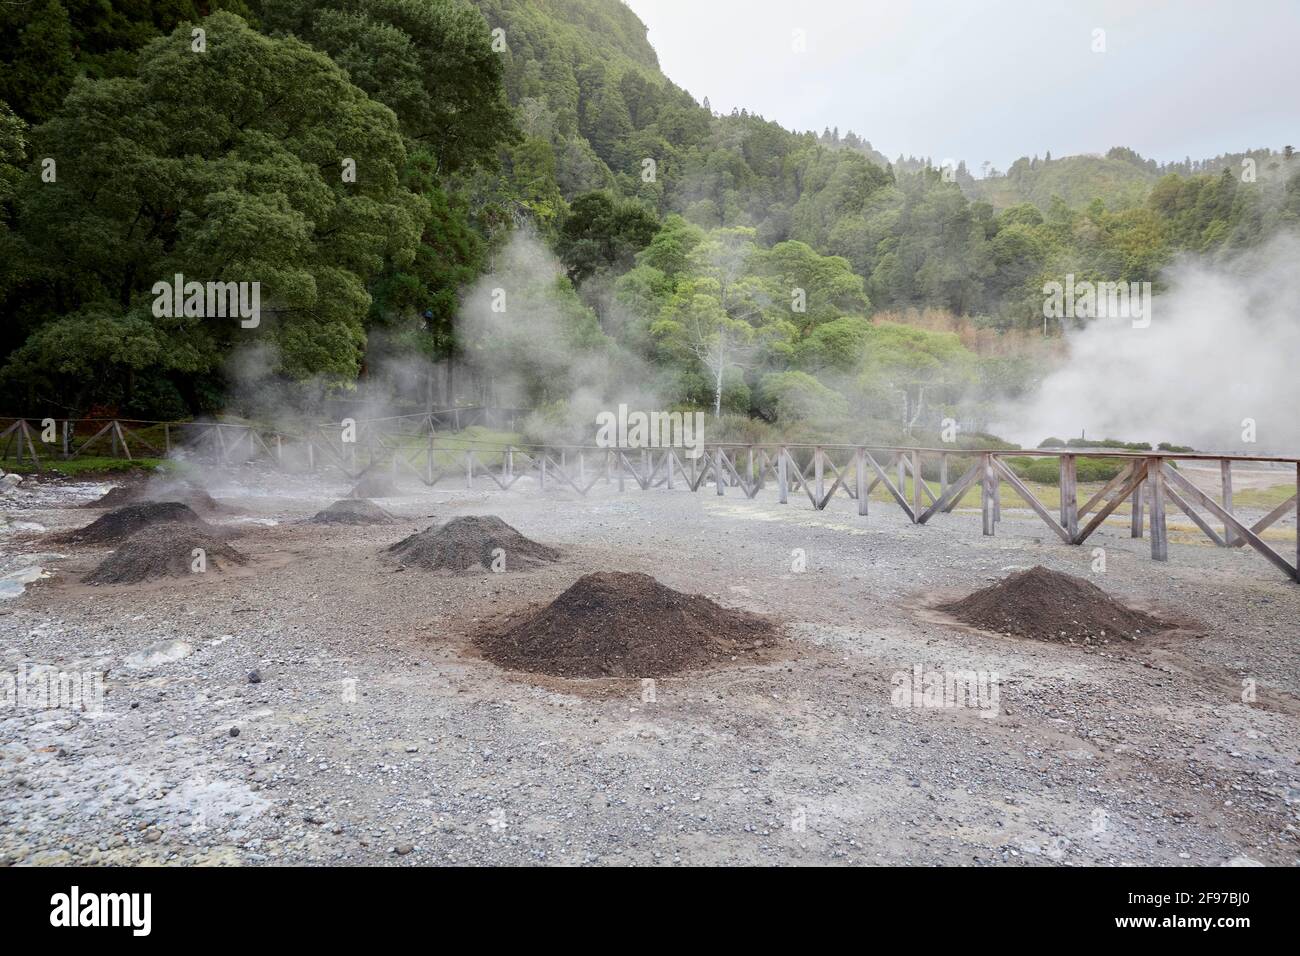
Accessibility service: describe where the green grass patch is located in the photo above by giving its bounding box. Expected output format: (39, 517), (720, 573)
(1, 455), (177, 477)
(382, 426), (523, 471)
(1001, 455), (1126, 485)
(1232, 484), (1298, 510)
(866, 476), (1072, 511)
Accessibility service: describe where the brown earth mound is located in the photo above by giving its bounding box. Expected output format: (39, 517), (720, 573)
(83, 485), (144, 509)
(937, 566), (1174, 643)
(85, 481), (228, 514)
(476, 571), (780, 678)
(84, 522), (247, 585)
(384, 515), (560, 573)
(308, 498), (398, 525)
(56, 502), (219, 545)
(349, 472), (400, 498)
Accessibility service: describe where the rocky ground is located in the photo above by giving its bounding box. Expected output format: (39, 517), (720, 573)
(1, 466), (1297, 866)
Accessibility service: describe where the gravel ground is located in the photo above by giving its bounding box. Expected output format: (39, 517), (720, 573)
(1, 468), (1297, 867)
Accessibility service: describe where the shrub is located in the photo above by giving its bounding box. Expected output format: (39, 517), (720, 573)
(1003, 455), (1124, 485)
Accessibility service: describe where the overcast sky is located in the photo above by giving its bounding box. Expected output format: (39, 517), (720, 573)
(623, 0), (1297, 173)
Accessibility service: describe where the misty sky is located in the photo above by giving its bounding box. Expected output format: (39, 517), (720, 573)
(624, 0), (1297, 172)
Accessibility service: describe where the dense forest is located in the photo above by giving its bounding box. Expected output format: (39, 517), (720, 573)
(1, 0), (1297, 443)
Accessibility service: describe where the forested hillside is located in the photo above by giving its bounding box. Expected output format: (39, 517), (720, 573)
(961, 146), (1292, 212)
(1, 0), (1297, 443)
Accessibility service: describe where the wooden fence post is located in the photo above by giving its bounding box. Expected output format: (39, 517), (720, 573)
(1148, 457), (1168, 561)
(981, 453), (996, 536)
(856, 448), (868, 516)
(777, 447), (788, 504)
(1060, 454), (1078, 542)
(1220, 460), (1235, 547)
(911, 450), (922, 522)
(1130, 481), (1144, 538)
(814, 446), (824, 505)
(114, 421), (132, 461)
(992, 459), (1001, 524)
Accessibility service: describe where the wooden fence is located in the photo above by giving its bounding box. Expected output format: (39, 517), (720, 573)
(3, 415), (1297, 582)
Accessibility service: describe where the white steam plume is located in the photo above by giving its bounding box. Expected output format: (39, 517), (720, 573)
(998, 233), (1300, 455)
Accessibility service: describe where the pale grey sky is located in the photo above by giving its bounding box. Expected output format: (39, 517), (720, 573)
(623, 0), (1297, 172)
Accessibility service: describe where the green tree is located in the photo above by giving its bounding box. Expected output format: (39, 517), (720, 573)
(502, 135), (568, 233)
(638, 214), (703, 277)
(651, 288), (755, 417)
(858, 323), (976, 431)
(0, 0), (76, 123)
(366, 150), (487, 401)
(556, 190), (659, 284)
(0, 101), (26, 298)
(755, 240), (869, 336)
(254, 0), (516, 173)
(757, 369), (849, 423)
(648, 227), (797, 415)
(0, 1), (257, 123)
(795, 315), (873, 372)
(4, 12), (423, 411)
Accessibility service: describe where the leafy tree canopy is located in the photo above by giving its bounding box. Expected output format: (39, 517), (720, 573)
(3, 12), (424, 410)
(252, 0), (516, 172)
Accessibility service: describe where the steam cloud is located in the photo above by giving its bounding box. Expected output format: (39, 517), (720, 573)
(999, 233), (1300, 455)
(456, 230), (668, 443)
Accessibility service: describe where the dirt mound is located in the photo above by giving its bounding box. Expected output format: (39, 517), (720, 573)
(937, 566), (1174, 643)
(57, 501), (219, 545)
(83, 485), (144, 509)
(349, 472), (400, 498)
(85, 481), (228, 514)
(84, 522), (247, 585)
(384, 515), (560, 573)
(477, 571), (780, 678)
(308, 498), (398, 525)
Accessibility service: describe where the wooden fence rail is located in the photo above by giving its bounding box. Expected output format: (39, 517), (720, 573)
(3, 416), (1298, 583)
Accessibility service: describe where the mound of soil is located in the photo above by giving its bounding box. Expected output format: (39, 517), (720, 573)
(349, 472), (400, 498)
(476, 571), (780, 678)
(309, 498), (398, 525)
(84, 522), (247, 585)
(83, 485), (144, 509)
(56, 501), (219, 545)
(937, 566), (1174, 643)
(384, 515), (560, 573)
(84, 481), (228, 514)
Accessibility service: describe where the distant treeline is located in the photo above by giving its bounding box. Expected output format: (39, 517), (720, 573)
(1, 0), (1296, 437)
